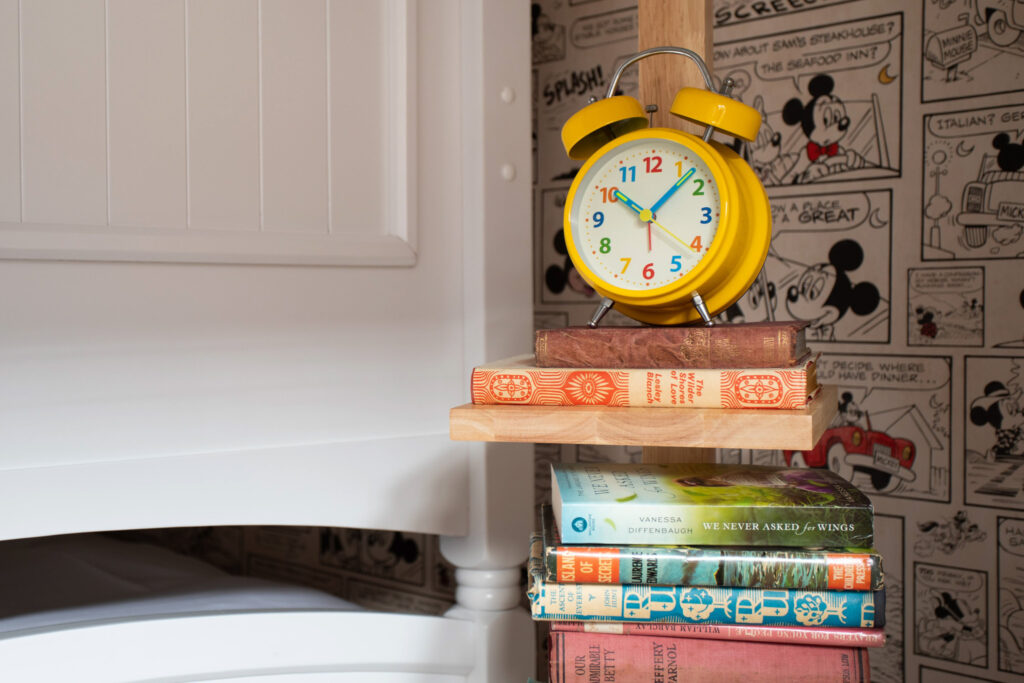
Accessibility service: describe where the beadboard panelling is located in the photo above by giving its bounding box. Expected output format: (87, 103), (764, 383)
(108, 0), (188, 230)
(20, 0), (107, 226)
(0, 0), (19, 223)
(187, 0), (260, 232)
(0, 0), (416, 265)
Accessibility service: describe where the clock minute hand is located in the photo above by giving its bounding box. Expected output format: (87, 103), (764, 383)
(649, 167), (696, 214)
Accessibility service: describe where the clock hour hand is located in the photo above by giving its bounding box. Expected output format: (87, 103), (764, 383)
(649, 167), (695, 214)
(612, 189), (697, 254)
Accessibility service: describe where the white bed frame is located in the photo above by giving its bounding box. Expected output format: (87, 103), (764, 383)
(0, 0), (535, 679)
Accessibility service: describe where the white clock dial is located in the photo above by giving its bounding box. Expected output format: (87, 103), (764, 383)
(568, 136), (721, 293)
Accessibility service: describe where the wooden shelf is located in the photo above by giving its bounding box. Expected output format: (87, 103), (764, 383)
(450, 385), (836, 451)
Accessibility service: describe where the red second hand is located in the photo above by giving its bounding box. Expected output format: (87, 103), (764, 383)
(647, 222), (652, 251)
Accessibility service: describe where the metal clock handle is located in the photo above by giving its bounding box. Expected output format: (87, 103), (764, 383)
(603, 46), (733, 143)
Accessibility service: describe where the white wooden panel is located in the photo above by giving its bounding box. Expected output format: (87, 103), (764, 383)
(108, 0), (187, 229)
(0, 612), (476, 681)
(188, 0), (259, 231)
(0, 0), (19, 222)
(260, 0), (329, 233)
(329, 1), (384, 236)
(20, 0), (106, 226)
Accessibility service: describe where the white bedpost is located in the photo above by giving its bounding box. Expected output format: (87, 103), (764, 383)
(440, 0), (535, 680)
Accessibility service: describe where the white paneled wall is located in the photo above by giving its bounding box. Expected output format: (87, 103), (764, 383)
(0, 0), (414, 265)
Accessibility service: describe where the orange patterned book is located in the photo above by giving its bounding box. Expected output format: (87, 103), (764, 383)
(470, 354), (819, 409)
(535, 321), (810, 369)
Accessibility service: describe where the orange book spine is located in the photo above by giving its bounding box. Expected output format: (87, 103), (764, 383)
(471, 356), (817, 409)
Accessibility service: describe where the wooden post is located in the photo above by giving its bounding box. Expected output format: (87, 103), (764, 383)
(638, 0), (715, 464)
(637, 0), (713, 134)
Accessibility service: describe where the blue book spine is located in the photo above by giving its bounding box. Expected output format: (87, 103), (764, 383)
(527, 577), (885, 628)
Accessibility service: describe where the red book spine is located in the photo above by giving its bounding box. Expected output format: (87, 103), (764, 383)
(471, 355), (817, 409)
(550, 621), (886, 648)
(535, 322), (809, 369)
(549, 631), (871, 683)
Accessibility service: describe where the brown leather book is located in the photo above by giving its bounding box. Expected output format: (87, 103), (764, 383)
(534, 321), (810, 369)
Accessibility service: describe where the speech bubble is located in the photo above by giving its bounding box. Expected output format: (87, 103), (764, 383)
(927, 104), (1024, 141)
(770, 193), (876, 236)
(910, 267), (984, 296)
(999, 519), (1024, 558)
(916, 563), (985, 592)
(715, 13), (901, 89)
(570, 9), (637, 49)
(817, 355), (950, 392)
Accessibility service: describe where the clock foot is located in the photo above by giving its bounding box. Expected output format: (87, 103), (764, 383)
(587, 297), (615, 328)
(691, 291), (714, 326)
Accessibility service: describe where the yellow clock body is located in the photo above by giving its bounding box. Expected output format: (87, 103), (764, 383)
(563, 127), (771, 325)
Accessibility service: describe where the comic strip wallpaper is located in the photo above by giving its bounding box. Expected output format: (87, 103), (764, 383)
(532, 1), (1024, 681)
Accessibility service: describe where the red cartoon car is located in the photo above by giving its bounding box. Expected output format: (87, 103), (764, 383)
(784, 420), (917, 493)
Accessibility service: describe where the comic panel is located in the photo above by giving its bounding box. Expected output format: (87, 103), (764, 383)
(722, 190), (891, 344)
(914, 508), (990, 561)
(533, 2), (638, 187)
(990, 265), (1024, 350)
(908, 267), (985, 347)
(794, 354), (952, 501)
(915, 562), (989, 668)
(537, 186), (596, 305)
(922, 0), (1024, 103)
(714, 13), (903, 187)
(713, 0), (858, 29)
(318, 527), (427, 586)
(873, 514), (906, 683)
(999, 516), (1024, 674)
(920, 665), (1000, 682)
(965, 356), (1024, 509)
(923, 103), (1024, 261)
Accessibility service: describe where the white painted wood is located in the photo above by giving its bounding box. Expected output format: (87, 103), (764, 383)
(187, 0), (260, 231)
(260, 0), (329, 234)
(0, 435), (469, 541)
(0, 612), (476, 681)
(0, 0), (417, 265)
(0, 0), (533, 678)
(20, 0), (106, 226)
(108, 0), (187, 229)
(0, 0), (19, 222)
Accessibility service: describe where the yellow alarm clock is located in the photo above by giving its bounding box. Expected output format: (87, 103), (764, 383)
(562, 47), (771, 327)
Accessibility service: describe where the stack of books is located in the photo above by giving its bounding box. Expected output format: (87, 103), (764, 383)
(470, 322), (819, 410)
(528, 462), (885, 682)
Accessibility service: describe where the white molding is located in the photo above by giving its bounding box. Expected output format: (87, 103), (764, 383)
(0, 434), (468, 541)
(0, 0), (417, 267)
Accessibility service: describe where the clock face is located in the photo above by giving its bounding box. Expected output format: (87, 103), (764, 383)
(567, 135), (722, 294)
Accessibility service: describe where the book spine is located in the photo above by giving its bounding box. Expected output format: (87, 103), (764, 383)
(549, 632), (871, 683)
(550, 621), (887, 648)
(471, 364), (813, 408)
(535, 325), (805, 369)
(557, 501), (874, 547)
(545, 544), (884, 590)
(528, 579), (885, 628)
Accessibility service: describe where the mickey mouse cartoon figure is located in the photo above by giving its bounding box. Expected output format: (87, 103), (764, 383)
(782, 74), (870, 183)
(785, 239), (881, 341)
(970, 381), (1024, 459)
(993, 132), (1024, 174)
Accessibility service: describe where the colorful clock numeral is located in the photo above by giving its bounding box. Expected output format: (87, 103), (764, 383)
(670, 255), (682, 272)
(700, 207), (712, 224)
(690, 235), (703, 251)
(642, 263), (655, 279)
(593, 211), (604, 227)
(598, 187), (620, 203)
(692, 179), (705, 196)
(619, 166), (636, 183)
(643, 155), (662, 173)
(600, 237), (612, 253)
(619, 257), (631, 274)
